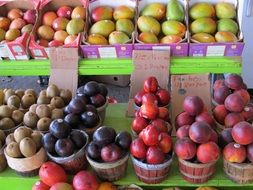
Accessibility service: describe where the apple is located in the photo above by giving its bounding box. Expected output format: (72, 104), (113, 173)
(156, 88), (170, 106)
(50, 183), (73, 190)
(131, 116), (149, 134)
(130, 138), (147, 159)
(142, 93), (158, 105)
(138, 130), (144, 140)
(158, 132), (172, 153)
(57, 6), (72, 19)
(32, 181), (50, 190)
(140, 103), (159, 120)
(146, 146), (165, 164)
(142, 124), (160, 146)
(134, 90), (146, 107)
(101, 143), (122, 162)
(23, 9), (36, 24)
(73, 171), (98, 190)
(151, 118), (168, 133)
(143, 76), (158, 93)
(158, 107), (170, 121)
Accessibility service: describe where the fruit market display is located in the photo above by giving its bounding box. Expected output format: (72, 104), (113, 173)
(190, 2), (239, 43)
(0, 8), (36, 43)
(87, 5), (135, 45)
(137, 0), (186, 44)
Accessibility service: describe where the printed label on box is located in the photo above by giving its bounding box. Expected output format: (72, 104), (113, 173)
(206, 45), (226, 56)
(152, 46), (171, 51)
(98, 47), (117, 58)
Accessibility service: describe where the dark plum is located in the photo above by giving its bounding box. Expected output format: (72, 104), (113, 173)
(49, 119), (72, 139)
(69, 130), (87, 149)
(86, 104), (98, 114)
(93, 126), (116, 147)
(74, 94), (88, 105)
(87, 141), (101, 160)
(81, 111), (99, 128)
(90, 94), (106, 108)
(55, 138), (74, 157)
(98, 83), (108, 97)
(64, 113), (81, 128)
(83, 81), (100, 97)
(42, 133), (57, 153)
(68, 98), (86, 114)
(115, 131), (132, 149)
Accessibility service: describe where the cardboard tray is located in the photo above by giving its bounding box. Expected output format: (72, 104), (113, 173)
(134, 0), (189, 57)
(80, 0), (137, 59)
(188, 0), (244, 56)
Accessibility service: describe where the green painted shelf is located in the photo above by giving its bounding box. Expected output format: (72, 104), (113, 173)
(0, 57), (242, 76)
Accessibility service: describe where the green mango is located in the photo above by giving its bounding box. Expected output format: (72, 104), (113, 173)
(192, 33), (216, 43)
(66, 18), (85, 35)
(190, 18), (216, 35)
(116, 19), (134, 37)
(141, 3), (166, 21)
(138, 32), (159, 44)
(162, 20), (186, 37)
(217, 18), (238, 35)
(108, 31), (130, 45)
(137, 16), (160, 36)
(189, 3), (215, 20)
(215, 31), (237, 42)
(89, 20), (115, 38)
(0, 28), (6, 42)
(215, 2), (236, 19)
(166, 0), (185, 22)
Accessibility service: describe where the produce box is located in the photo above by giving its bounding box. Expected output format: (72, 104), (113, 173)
(80, 0), (137, 59)
(188, 0), (244, 56)
(134, 0), (189, 57)
(29, 0), (88, 59)
(0, 0), (38, 60)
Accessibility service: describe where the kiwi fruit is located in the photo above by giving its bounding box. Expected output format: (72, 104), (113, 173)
(0, 89), (4, 105)
(48, 104), (56, 111)
(4, 89), (15, 104)
(39, 90), (47, 97)
(46, 84), (60, 98)
(8, 105), (18, 113)
(29, 104), (38, 113)
(25, 89), (37, 99)
(14, 126), (32, 143)
(50, 96), (65, 108)
(5, 133), (15, 145)
(31, 131), (42, 150)
(23, 111), (39, 128)
(60, 89), (72, 104)
(11, 110), (24, 125)
(0, 118), (15, 130)
(0, 129), (6, 144)
(7, 95), (20, 108)
(6, 142), (22, 158)
(0, 105), (12, 118)
(37, 117), (51, 131)
(15, 89), (25, 99)
(51, 108), (64, 120)
(21, 94), (36, 109)
(36, 105), (51, 118)
(19, 137), (37, 157)
(37, 95), (50, 105)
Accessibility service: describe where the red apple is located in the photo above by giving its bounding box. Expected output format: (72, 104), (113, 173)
(158, 132), (172, 153)
(158, 107), (170, 121)
(151, 118), (167, 133)
(143, 76), (158, 93)
(50, 183), (73, 190)
(142, 93), (158, 105)
(156, 88), (170, 106)
(32, 181), (50, 190)
(131, 116), (149, 134)
(101, 144), (122, 162)
(130, 138), (147, 159)
(73, 171), (98, 190)
(146, 146), (165, 164)
(140, 103), (159, 120)
(57, 6), (72, 19)
(134, 90), (146, 107)
(142, 124), (160, 146)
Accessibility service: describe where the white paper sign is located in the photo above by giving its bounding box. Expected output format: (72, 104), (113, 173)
(206, 46), (226, 56)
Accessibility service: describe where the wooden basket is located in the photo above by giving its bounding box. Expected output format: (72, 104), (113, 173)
(97, 99), (108, 124)
(47, 130), (89, 174)
(131, 155), (173, 184)
(178, 158), (218, 184)
(4, 147), (47, 177)
(215, 120), (225, 134)
(0, 145), (7, 172)
(223, 158), (253, 184)
(86, 153), (129, 181)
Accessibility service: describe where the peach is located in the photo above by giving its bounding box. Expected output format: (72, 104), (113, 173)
(37, 39), (49, 47)
(54, 30), (68, 43)
(9, 18), (26, 30)
(197, 142), (220, 164)
(225, 74), (243, 90)
(175, 137), (197, 160)
(158, 107), (170, 122)
(175, 111), (195, 129)
(151, 118), (167, 133)
(52, 17), (69, 31)
(247, 143), (253, 163)
(183, 96), (204, 116)
(48, 40), (63, 47)
(235, 89), (250, 105)
(42, 11), (57, 26)
(218, 128), (233, 149)
(213, 105), (229, 125)
(224, 112), (244, 128)
(7, 8), (23, 20)
(223, 142), (246, 163)
(0, 17), (11, 30)
(209, 129), (218, 143)
(158, 132), (173, 153)
(37, 25), (54, 41)
(64, 35), (77, 45)
(242, 104), (253, 122)
(71, 6), (86, 20)
(232, 121), (253, 145)
(213, 86), (231, 104)
(189, 121), (212, 144)
(224, 93), (245, 113)
(213, 79), (225, 91)
(176, 125), (190, 139)
(195, 112), (215, 128)
(57, 6), (72, 19)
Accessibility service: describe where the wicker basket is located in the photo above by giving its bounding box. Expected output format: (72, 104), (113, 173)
(0, 145), (7, 172)
(86, 153), (129, 181)
(47, 130), (89, 174)
(97, 99), (108, 124)
(178, 158), (218, 184)
(131, 155), (173, 184)
(223, 158), (253, 184)
(3, 123), (23, 135)
(4, 147), (47, 177)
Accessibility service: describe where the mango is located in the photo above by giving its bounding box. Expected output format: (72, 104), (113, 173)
(138, 32), (158, 44)
(141, 3), (166, 21)
(192, 33), (216, 43)
(0, 28), (6, 42)
(215, 31), (237, 42)
(190, 18), (216, 35)
(0, 17), (11, 31)
(5, 29), (20, 41)
(162, 20), (186, 37)
(137, 16), (160, 36)
(160, 35), (182, 43)
(108, 31), (130, 45)
(21, 24), (33, 34)
(37, 25), (54, 41)
(54, 30), (68, 43)
(116, 19), (134, 37)
(217, 18), (238, 35)
(166, 0), (184, 22)
(89, 20), (115, 38)
(216, 2), (236, 19)
(189, 3), (215, 20)
(66, 18), (85, 35)
(113, 6), (135, 20)
(87, 34), (108, 45)
(91, 6), (113, 23)
(71, 6), (86, 20)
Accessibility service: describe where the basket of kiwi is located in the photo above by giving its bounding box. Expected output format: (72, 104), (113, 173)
(0, 129), (7, 172)
(4, 127), (47, 177)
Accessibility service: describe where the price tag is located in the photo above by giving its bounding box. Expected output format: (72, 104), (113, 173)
(98, 47), (117, 58)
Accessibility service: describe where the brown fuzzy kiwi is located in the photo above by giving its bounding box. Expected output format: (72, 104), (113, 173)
(30, 131), (42, 150)
(0, 89), (4, 105)
(46, 84), (60, 98)
(39, 90), (47, 97)
(8, 105), (18, 113)
(15, 89), (25, 99)
(6, 142), (22, 158)
(21, 94), (36, 109)
(0, 129), (6, 145)
(7, 95), (20, 108)
(13, 126), (32, 143)
(25, 89), (37, 99)
(37, 95), (50, 105)
(0, 105), (12, 118)
(36, 105), (51, 118)
(51, 108), (64, 120)
(23, 111), (39, 128)
(60, 89), (72, 105)
(0, 118), (15, 130)
(50, 96), (65, 109)
(19, 137), (37, 157)
(29, 104), (38, 113)
(5, 133), (15, 145)
(37, 117), (52, 131)
(11, 110), (24, 125)
(4, 89), (15, 104)
(47, 104), (56, 111)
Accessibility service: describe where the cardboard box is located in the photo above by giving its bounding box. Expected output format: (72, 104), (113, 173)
(80, 0), (137, 59)
(29, 0), (88, 59)
(188, 0), (244, 56)
(0, 0), (38, 60)
(134, 0), (189, 57)
(88, 75), (130, 87)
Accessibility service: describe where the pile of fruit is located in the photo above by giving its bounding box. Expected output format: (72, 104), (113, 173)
(87, 5), (135, 45)
(212, 74), (252, 129)
(37, 5), (86, 47)
(0, 8), (36, 43)
(137, 0), (186, 44)
(190, 2), (239, 43)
